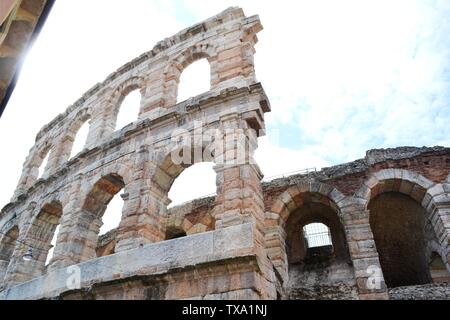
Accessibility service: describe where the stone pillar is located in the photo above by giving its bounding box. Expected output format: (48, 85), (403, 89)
(12, 143), (58, 200)
(47, 174), (86, 270)
(342, 207), (389, 300)
(211, 24), (261, 91)
(213, 113), (276, 299)
(426, 194), (450, 274)
(0, 260), (10, 284)
(214, 114), (264, 229)
(139, 63), (169, 117)
(85, 100), (111, 150)
(115, 146), (167, 252)
(264, 212), (288, 282)
(115, 186), (168, 252)
(3, 231), (47, 286)
(48, 209), (101, 271)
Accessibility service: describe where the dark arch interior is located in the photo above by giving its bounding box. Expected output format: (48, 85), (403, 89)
(165, 227), (187, 240)
(286, 201), (349, 264)
(283, 198), (357, 300)
(368, 192), (432, 288)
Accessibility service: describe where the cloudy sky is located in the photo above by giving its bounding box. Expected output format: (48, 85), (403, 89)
(1, 0), (449, 237)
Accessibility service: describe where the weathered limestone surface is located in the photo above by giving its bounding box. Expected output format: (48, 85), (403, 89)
(1, 6), (450, 300)
(1, 223), (257, 300)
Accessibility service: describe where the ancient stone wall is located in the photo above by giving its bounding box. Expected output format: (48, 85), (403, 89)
(0, 7), (449, 300)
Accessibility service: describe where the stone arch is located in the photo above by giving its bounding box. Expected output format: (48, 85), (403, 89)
(106, 76), (146, 131)
(27, 201), (63, 263)
(166, 203), (215, 239)
(355, 169), (448, 254)
(266, 182), (359, 299)
(15, 140), (56, 196)
(266, 182), (348, 279)
(0, 225), (19, 281)
(4, 201), (64, 284)
(270, 182), (346, 225)
(152, 136), (218, 205)
(135, 139), (218, 245)
(428, 251), (450, 283)
(162, 43), (217, 107)
(78, 173), (126, 260)
(356, 169), (449, 287)
(48, 167), (131, 268)
(355, 169), (434, 206)
(57, 108), (92, 164)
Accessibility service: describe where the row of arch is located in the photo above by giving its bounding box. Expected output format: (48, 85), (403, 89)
(266, 169), (450, 293)
(15, 48), (216, 198)
(0, 143), (221, 284)
(3, 167), (449, 294)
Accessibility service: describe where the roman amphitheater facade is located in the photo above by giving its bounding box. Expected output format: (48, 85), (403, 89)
(0, 7), (449, 300)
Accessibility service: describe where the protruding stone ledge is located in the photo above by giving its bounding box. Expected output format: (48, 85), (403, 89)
(0, 223), (254, 300)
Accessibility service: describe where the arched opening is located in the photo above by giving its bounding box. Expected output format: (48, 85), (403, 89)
(99, 193), (124, 237)
(82, 174), (125, 259)
(153, 146), (217, 238)
(176, 59), (210, 103)
(165, 226), (187, 240)
(26, 201), (62, 275)
(69, 120), (90, 159)
(286, 200), (349, 265)
(429, 252), (450, 283)
(37, 149), (50, 179)
(0, 226), (19, 280)
(168, 162), (216, 207)
(368, 192), (432, 288)
(283, 192), (356, 300)
(94, 194), (121, 256)
(45, 225), (59, 266)
(115, 90), (141, 131)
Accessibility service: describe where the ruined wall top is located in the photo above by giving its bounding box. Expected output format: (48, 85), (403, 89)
(9, 6), (267, 202)
(263, 146), (450, 190)
(34, 6), (262, 141)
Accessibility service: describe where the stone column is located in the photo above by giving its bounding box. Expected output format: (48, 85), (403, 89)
(3, 231), (47, 286)
(211, 25), (260, 91)
(115, 146), (167, 252)
(47, 174), (86, 270)
(139, 62), (169, 117)
(214, 114), (264, 229)
(264, 212), (288, 283)
(48, 209), (101, 271)
(342, 206), (389, 300)
(425, 187), (450, 274)
(114, 185), (168, 252)
(0, 260), (8, 282)
(213, 113), (276, 299)
(12, 143), (59, 200)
